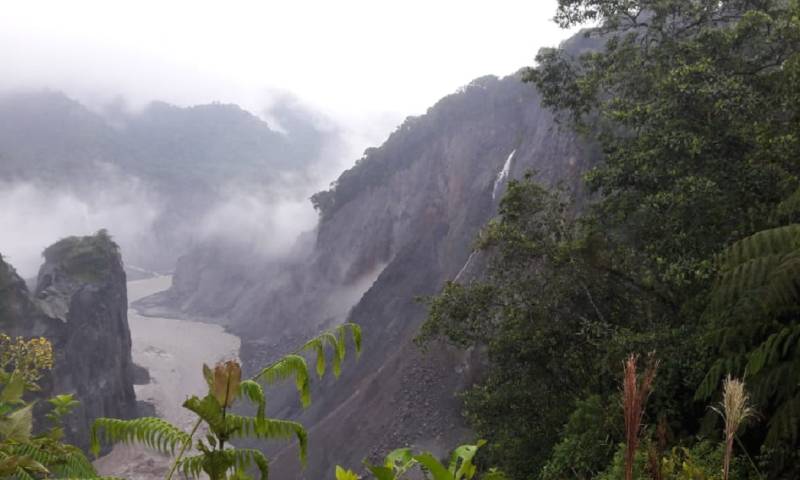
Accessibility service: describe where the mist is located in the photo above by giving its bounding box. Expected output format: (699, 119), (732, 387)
(0, 87), (356, 278)
(0, 180), (160, 277)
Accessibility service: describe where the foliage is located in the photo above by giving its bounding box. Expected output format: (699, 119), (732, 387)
(336, 441), (505, 480)
(417, 0), (800, 478)
(419, 175), (682, 477)
(697, 224), (800, 477)
(92, 323), (361, 480)
(539, 395), (619, 480)
(528, 0), (800, 295)
(42, 230), (121, 283)
(0, 334), (104, 479)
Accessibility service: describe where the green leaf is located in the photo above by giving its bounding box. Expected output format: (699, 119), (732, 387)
(0, 372), (25, 405)
(91, 417), (191, 457)
(367, 465), (396, 480)
(336, 465), (361, 480)
(413, 453), (452, 480)
(254, 354), (311, 407)
(0, 403), (33, 442)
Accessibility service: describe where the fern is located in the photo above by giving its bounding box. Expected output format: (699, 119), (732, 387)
(12, 443), (96, 478)
(701, 224), (800, 448)
(90, 323), (362, 480)
(253, 354), (311, 407)
(301, 323), (362, 380)
(224, 415), (307, 464)
(239, 380), (266, 421)
(255, 323), (362, 406)
(90, 417), (190, 457)
(710, 224), (800, 314)
(178, 448), (270, 480)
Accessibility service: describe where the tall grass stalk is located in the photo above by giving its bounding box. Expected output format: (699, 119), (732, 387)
(622, 353), (658, 480)
(712, 375), (753, 480)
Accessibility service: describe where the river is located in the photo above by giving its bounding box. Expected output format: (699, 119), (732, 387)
(94, 275), (240, 479)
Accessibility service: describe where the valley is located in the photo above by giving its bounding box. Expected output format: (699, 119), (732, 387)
(95, 275), (240, 479)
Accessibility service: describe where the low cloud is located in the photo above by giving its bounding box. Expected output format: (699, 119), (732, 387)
(0, 180), (160, 278)
(198, 187), (318, 260)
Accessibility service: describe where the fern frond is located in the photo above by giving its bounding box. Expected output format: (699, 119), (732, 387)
(718, 225), (800, 271)
(90, 417), (190, 457)
(13, 466), (37, 480)
(766, 392), (800, 446)
(224, 415), (307, 465)
(179, 448), (270, 480)
(253, 354), (310, 407)
(747, 324), (800, 376)
(239, 380), (266, 421)
(227, 448), (270, 480)
(12, 443), (97, 478)
(301, 323), (362, 380)
(177, 453), (206, 479)
(303, 331), (341, 378)
(344, 323), (363, 356)
(695, 354), (747, 400)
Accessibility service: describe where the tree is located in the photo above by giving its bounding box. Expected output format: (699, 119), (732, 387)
(422, 1), (800, 477)
(419, 176), (665, 476)
(528, 0), (800, 297)
(91, 323), (361, 480)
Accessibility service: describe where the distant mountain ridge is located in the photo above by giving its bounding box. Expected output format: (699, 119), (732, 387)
(0, 90), (340, 272)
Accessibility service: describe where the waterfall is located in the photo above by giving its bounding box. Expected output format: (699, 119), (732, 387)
(492, 149), (516, 200)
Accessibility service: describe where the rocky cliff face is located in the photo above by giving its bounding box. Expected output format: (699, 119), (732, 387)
(159, 72), (598, 478)
(0, 231), (137, 448)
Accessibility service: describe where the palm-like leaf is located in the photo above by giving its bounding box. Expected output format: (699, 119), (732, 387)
(253, 354), (311, 407)
(239, 379), (266, 421)
(12, 442), (98, 478)
(178, 448), (270, 480)
(90, 417), (190, 457)
(224, 415), (307, 464)
(700, 224), (800, 447)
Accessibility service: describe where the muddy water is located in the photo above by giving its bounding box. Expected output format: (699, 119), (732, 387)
(94, 276), (240, 479)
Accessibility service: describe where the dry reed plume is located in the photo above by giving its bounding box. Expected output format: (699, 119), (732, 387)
(622, 353), (658, 480)
(712, 375), (753, 480)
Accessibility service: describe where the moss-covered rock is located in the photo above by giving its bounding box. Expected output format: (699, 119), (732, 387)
(41, 229), (121, 284)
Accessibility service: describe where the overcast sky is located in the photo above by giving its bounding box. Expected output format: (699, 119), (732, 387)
(0, 0), (578, 145)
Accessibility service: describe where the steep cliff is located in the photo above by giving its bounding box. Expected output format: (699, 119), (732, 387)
(0, 231), (137, 448)
(160, 72), (598, 478)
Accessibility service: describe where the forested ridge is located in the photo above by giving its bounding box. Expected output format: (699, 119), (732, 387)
(421, 0), (800, 478)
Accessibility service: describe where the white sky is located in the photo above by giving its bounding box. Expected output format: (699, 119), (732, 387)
(0, 0), (577, 144)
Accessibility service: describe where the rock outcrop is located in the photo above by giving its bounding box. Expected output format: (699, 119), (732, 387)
(0, 231), (137, 449)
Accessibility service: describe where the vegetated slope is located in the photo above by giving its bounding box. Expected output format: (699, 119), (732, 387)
(0, 91), (338, 271)
(159, 71), (598, 478)
(0, 231), (138, 449)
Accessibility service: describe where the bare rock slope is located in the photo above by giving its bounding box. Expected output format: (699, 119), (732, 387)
(161, 73), (597, 478)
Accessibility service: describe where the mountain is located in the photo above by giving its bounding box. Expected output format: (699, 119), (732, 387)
(150, 72), (599, 478)
(0, 91), (339, 272)
(0, 231), (138, 449)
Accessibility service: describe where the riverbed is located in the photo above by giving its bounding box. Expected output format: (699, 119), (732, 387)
(94, 275), (240, 479)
